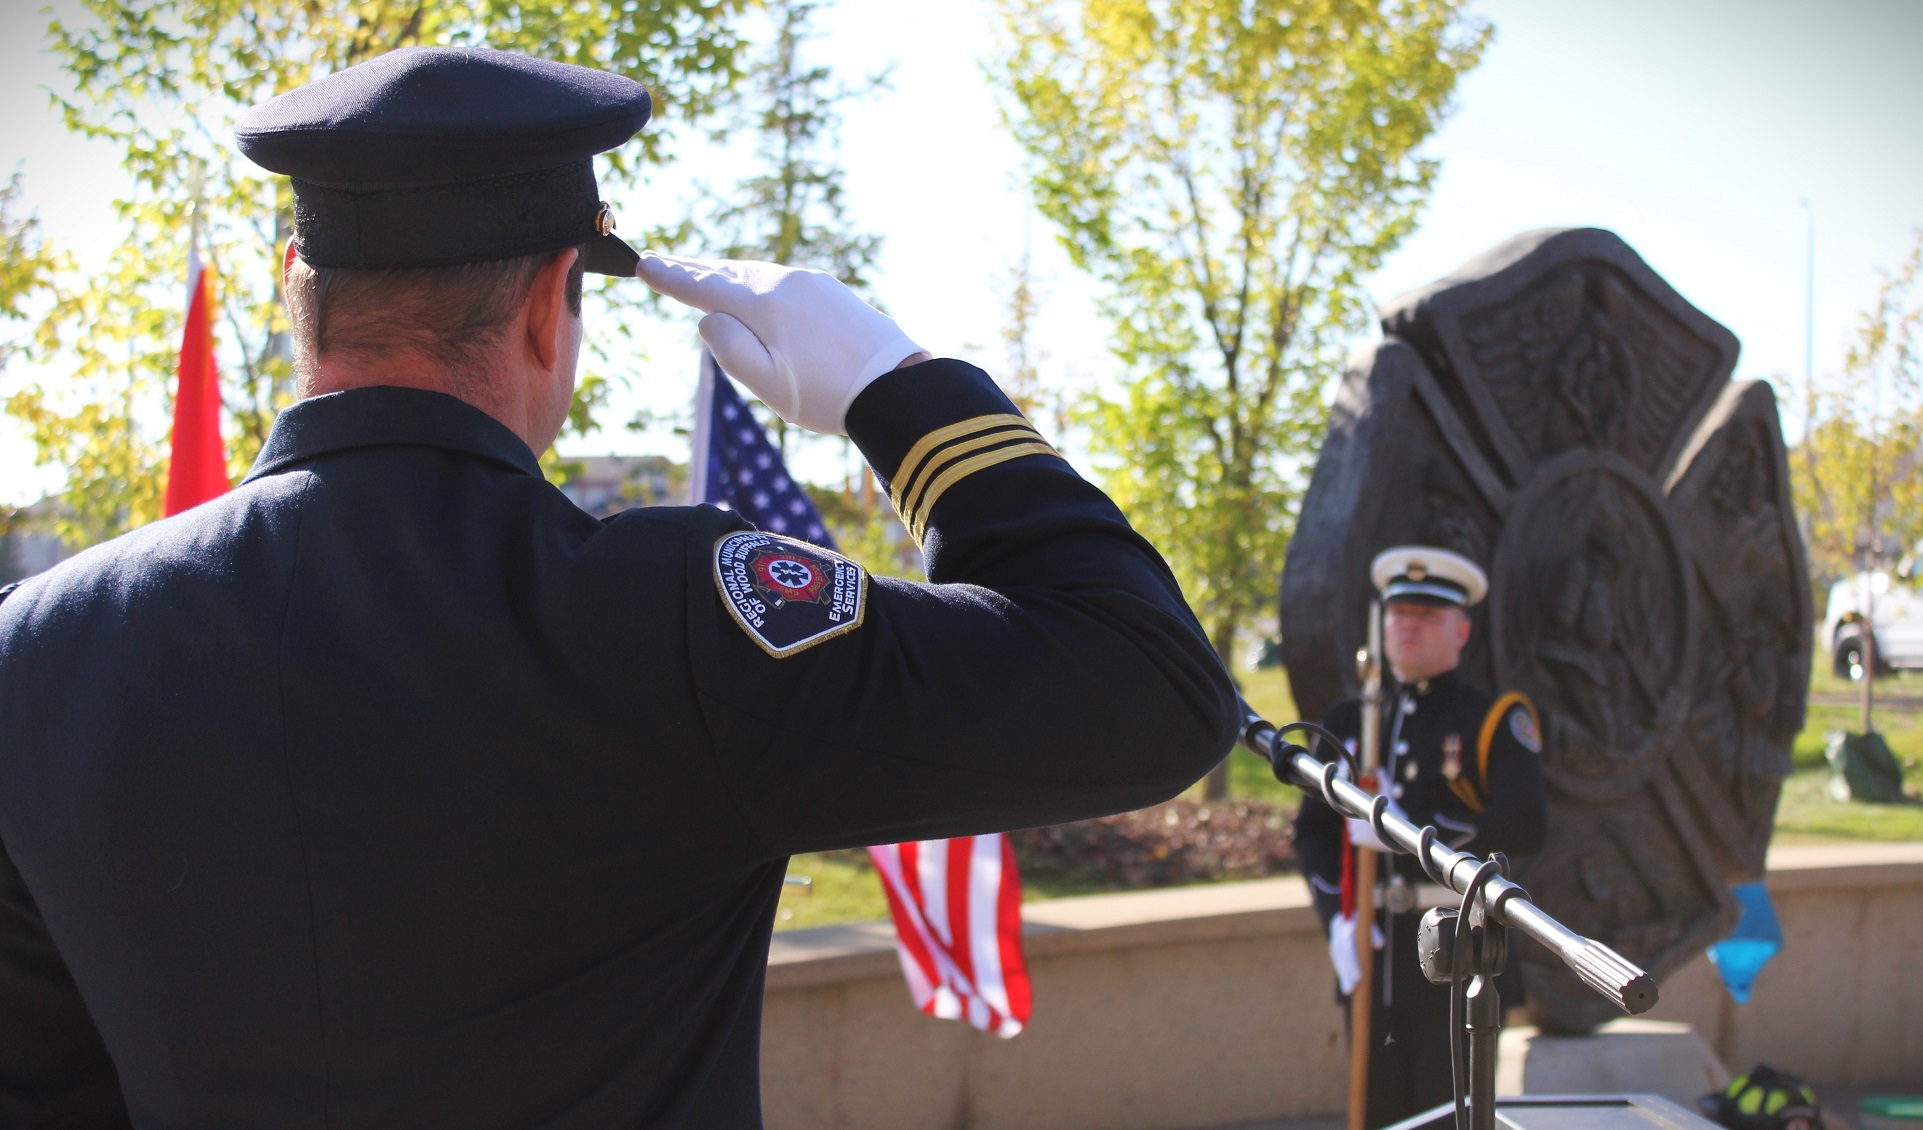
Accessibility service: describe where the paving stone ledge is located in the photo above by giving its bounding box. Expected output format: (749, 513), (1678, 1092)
(768, 841), (1923, 992)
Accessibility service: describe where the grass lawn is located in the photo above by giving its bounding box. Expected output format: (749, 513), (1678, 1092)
(775, 656), (1923, 930)
(776, 848), (1141, 931)
(1223, 665), (1301, 805)
(1775, 660), (1923, 842)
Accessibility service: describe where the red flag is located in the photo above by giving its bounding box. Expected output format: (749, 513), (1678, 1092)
(867, 835), (1033, 1037)
(163, 248), (227, 515)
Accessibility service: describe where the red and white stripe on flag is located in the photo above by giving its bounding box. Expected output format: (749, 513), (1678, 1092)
(867, 835), (1033, 1038)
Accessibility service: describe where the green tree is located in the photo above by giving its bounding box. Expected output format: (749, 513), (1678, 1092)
(991, 0), (1489, 794)
(701, 0), (883, 288)
(680, 0), (905, 570)
(691, 0), (886, 471)
(999, 245), (1065, 430)
(0, 173), (67, 543)
(1792, 230), (1923, 588)
(0, 173), (61, 351)
(2, 0), (750, 544)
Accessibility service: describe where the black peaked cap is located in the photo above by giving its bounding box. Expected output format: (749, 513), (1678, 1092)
(236, 47), (651, 275)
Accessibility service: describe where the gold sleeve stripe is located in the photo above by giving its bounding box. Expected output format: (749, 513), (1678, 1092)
(909, 441), (1061, 544)
(903, 433), (1057, 538)
(887, 413), (1034, 515)
(895, 423), (1042, 522)
(897, 426), (1046, 526)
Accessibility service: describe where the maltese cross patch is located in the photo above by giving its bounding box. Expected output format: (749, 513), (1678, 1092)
(713, 531), (867, 657)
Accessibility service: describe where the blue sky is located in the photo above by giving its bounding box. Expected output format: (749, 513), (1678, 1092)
(3, 0), (1919, 503)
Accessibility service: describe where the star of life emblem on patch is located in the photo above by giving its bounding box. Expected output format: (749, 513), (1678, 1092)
(1510, 707), (1542, 754)
(713, 531), (866, 657)
(751, 550), (828, 606)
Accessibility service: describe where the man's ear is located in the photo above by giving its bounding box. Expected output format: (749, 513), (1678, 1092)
(1455, 609), (1474, 648)
(523, 249), (579, 372)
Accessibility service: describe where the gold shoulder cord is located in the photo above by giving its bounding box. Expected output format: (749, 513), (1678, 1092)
(1455, 691), (1538, 811)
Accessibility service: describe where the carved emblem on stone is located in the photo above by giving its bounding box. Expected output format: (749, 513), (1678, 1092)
(1281, 229), (1812, 1031)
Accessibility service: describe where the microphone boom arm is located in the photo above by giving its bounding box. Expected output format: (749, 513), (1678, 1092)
(1238, 704), (1656, 1017)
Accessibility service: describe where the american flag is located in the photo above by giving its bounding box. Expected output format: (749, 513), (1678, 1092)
(868, 836), (1033, 1037)
(691, 349), (1034, 1038)
(690, 350), (832, 543)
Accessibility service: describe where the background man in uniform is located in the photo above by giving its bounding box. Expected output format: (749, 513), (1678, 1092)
(0, 48), (1239, 1127)
(1292, 545), (1548, 1128)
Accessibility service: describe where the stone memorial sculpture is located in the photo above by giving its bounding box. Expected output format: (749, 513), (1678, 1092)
(1282, 228), (1811, 1032)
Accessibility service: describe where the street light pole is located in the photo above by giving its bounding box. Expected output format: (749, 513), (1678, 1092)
(1798, 200), (1820, 559)
(1801, 199), (1815, 405)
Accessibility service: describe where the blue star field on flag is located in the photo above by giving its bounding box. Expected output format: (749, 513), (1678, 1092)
(698, 352), (835, 549)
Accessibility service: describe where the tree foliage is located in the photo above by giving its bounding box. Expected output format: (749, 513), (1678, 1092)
(998, 247), (1067, 431)
(682, 0), (906, 568)
(989, 0), (1488, 657)
(990, 0), (1488, 790)
(0, 174), (62, 343)
(3, 0), (750, 544)
(1792, 229), (1923, 584)
(700, 0), (882, 289)
(0, 176), (69, 539)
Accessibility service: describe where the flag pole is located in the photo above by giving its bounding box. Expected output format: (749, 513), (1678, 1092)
(1347, 599), (1384, 1130)
(689, 348), (716, 505)
(184, 165), (207, 329)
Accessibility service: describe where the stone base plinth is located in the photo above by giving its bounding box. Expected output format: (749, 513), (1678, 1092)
(1498, 1019), (1731, 1106)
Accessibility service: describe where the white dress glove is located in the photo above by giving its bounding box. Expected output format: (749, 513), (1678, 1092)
(1327, 912), (1385, 996)
(636, 252), (927, 436)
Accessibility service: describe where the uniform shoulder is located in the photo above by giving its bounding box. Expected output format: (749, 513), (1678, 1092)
(25, 475), (313, 589)
(597, 500), (737, 531)
(0, 473), (315, 646)
(1443, 675), (1498, 713)
(564, 502), (748, 587)
(1318, 697), (1362, 731)
(1479, 689), (1541, 755)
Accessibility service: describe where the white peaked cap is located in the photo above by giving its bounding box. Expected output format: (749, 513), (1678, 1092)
(1368, 545), (1489, 607)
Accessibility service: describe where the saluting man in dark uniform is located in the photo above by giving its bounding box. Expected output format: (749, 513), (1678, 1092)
(0, 49), (1238, 1128)
(1293, 546), (1547, 1128)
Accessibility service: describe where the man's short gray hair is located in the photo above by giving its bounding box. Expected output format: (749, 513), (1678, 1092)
(284, 246), (587, 375)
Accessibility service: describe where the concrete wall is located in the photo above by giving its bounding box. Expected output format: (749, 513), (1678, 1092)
(762, 843), (1923, 1129)
(1641, 843), (1923, 1083)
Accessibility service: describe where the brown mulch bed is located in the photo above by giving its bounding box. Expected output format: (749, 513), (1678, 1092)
(1009, 797), (1298, 890)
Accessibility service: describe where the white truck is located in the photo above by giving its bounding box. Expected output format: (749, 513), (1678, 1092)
(1823, 561), (1923, 678)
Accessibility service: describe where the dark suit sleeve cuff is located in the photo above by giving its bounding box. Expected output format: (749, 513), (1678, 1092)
(844, 358), (1063, 546)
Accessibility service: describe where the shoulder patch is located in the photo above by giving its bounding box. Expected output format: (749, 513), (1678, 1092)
(1509, 705), (1542, 754)
(713, 531), (867, 657)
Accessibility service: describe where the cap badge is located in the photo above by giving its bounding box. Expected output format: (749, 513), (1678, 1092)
(1407, 562), (1428, 580)
(594, 201), (617, 237)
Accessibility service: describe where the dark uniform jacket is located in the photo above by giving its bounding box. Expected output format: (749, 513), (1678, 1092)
(0, 360), (1238, 1129)
(1293, 669), (1547, 929)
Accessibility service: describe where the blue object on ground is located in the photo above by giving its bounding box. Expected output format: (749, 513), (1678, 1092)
(1706, 882), (1782, 1004)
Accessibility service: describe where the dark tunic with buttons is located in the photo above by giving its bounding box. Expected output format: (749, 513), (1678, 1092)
(1292, 668), (1547, 1129)
(0, 359), (1239, 1129)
